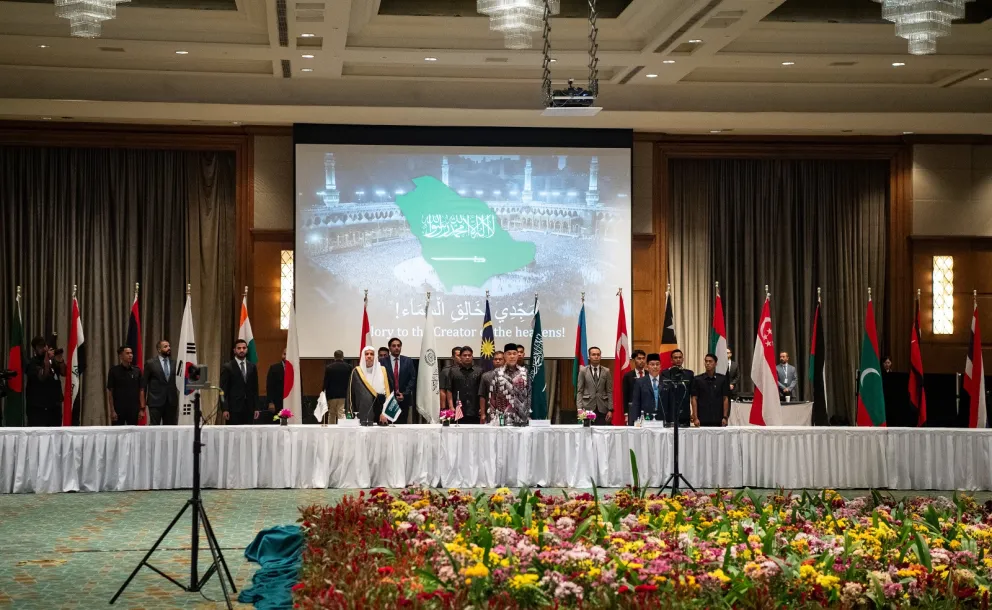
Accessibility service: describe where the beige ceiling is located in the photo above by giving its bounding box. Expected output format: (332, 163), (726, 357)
(0, 0), (990, 134)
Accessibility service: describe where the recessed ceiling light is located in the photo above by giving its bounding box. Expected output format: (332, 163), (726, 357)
(662, 60), (675, 64)
(424, 56), (438, 61)
(301, 68), (313, 72)
(688, 39), (703, 43)
(645, 73), (658, 78)
(300, 33), (315, 38)
(301, 54), (314, 59)
(175, 50), (188, 55)
(903, 131), (914, 134)
(892, 62), (905, 67)
(232, 121), (241, 125)
(42, 116), (52, 120)
(782, 61), (795, 66)
(980, 77), (990, 81)
(710, 129), (723, 133)
(549, 58), (557, 63)
(38, 44), (49, 49)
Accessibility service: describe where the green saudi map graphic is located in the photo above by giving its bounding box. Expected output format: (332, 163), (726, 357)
(395, 176), (536, 289)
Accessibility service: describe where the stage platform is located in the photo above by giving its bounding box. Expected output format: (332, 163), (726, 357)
(2, 425), (991, 493)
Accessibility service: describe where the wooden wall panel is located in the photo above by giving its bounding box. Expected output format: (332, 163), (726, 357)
(631, 235), (659, 351)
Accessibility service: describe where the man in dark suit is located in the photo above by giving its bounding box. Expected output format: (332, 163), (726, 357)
(726, 347), (740, 399)
(220, 339), (259, 425)
(265, 347), (287, 424)
(322, 349), (353, 423)
(381, 337), (416, 423)
(143, 339), (178, 425)
(660, 349), (693, 426)
(622, 350), (647, 419)
(630, 353), (662, 425)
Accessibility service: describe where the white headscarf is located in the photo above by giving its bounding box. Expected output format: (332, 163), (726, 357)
(360, 346), (386, 394)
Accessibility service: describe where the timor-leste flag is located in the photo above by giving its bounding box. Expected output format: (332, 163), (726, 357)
(660, 291), (678, 370)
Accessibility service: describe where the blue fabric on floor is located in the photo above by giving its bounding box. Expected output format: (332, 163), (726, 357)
(237, 524), (304, 610)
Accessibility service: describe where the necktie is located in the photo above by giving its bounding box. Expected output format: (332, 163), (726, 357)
(240, 360), (246, 380)
(593, 367), (599, 381)
(638, 370), (643, 379)
(394, 358), (400, 388)
(163, 358), (170, 379)
(652, 377), (659, 406)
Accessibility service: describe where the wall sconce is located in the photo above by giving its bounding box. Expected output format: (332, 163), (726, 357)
(280, 250), (294, 330)
(932, 255), (953, 335)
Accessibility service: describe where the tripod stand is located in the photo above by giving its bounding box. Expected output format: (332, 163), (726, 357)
(659, 375), (695, 497)
(111, 391), (237, 609)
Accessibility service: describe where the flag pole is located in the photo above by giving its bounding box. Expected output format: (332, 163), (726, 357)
(72, 283), (77, 299)
(817, 286), (821, 304)
(186, 283), (191, 297)
(364, 288), (368, 306)
(243, 285), (248, 299)
(715, 280), (720, 297)
(765, 284), (770, 300)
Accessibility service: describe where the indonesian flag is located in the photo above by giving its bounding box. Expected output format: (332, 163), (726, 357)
(63, 296), (85, 426)
(660, 290), (678, 370)
(359, 294), (372, 355)
(127, 293), (146, 425)
(749, 296), (781, 426)
(710, 291), (729, 375)
(283, 303), (302, 424)
(909, 296), (927, 427)
(965, 301), (987, 429)
(176, 294), (197, 426)
(612, 292), (630, 426)
(239, 295), (258, 364)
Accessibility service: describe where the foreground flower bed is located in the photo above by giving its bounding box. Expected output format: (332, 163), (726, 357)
(295, 485), (992, 609)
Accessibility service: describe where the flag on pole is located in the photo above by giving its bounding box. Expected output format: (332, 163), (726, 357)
(856, 291), (886, 427)
(63, 293), (85, 426)
(4, 287), (25, 427)
(359, 290), (372, 355)
(530, 296), (548, 420)
(238, 291), (257, 364)
(749, 292), (781, 426)
(127, 288), (146, 425)
(284, 302), (302, 424)
(612, 291), (631, 426)
(480, 297), (495, 372)
(808, 291), (828, 426)
(910, 292), (927, 427)
(176, 292), (197, 426)
(965, 296), (987, 429)
(660, 288), (678, 370)
(573, 301), (588, 389)
(416, 293), (440, 423)
(709, 286), (728, 374)
(454, 393), (464, 422)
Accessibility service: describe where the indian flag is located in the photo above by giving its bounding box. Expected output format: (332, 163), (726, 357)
(709, 289), (729, 374)
(238, 295), (257, 364)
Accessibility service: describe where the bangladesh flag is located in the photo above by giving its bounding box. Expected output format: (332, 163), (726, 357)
(530, 297), (548, 420)
(239, 294), (257, 363)
(4, 291), (25, 426)
(856, 295), (886, 427)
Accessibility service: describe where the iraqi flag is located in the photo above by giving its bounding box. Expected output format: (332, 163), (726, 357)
(709, 289), (728, 375)
(573, 303), (588, 390)
(359, 293), (372, 355)
(856, 294), (886, 427)
(910, 295), (927, 427)
(63, 296), (85, 426)
(283, 303), (302, 424)
(4, 289), (25, 427)
(749, 296), (781, 426)
(965, 299), (987, 428)
(660, 289), (678, 370)
(127, 292), (146, 425)
(239, 294), (257, 364)
(808, 298), (829, 426)
(612, 292), (631, 426)
(176, 294), (197, 426)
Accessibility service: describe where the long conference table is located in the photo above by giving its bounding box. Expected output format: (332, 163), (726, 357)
(3, 424), (992, 494)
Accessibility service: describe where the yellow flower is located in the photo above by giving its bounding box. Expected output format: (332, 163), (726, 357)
(510, 573), (540, 589)
(949, 539), (962, 550)
(799, 564), (817, 581)
(816, 574), (841, 591)
(587, 567), (602, 579)
(709, 568), (731, 583)
(463, 563), (489, 579)
(627, 563), (644, 570)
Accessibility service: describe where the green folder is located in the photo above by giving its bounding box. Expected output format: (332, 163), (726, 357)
(382, 393), (401, 422)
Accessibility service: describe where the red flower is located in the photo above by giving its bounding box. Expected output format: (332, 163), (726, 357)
(378, 566), (394, 576)
(618, 585), (630, 594)
(291, 582), (306, 592)
(634, 584), (658, 593)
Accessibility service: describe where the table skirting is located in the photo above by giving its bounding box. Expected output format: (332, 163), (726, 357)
(2, 425), (991, 493)
(729, 401), (813, 427)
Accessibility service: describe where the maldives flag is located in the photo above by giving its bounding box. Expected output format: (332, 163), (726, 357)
(63, 296), (85, 426)
(283, 303), (302, 424)
(660, 290), (678, 370)
(856, 295), (886, 427)
(612, 292), (631, 426)
(709, 290), (728, 374)
(238, 294), (257, 364)
(573, 303), (588, 390)
(176, 293), (197, 426)
(749, 296), (781, 426)
(359, 293), (372, 355)
(909, 296), (927, 427)
(4, 289), (25, 427)
(127, 291), (146, 425)
(965, 300), (987, 428)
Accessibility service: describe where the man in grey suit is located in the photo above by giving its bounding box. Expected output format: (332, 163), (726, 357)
(726, 348), (740, 399)
(776, 351), (798, 401)
(143, 339), (179, 425)
(576, 346), (613, 425)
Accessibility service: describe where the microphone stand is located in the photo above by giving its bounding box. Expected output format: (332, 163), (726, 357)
(659, 374), (695, 497)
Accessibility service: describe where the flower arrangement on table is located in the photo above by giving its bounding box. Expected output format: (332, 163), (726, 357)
(577, 409), (597, 426)
(439, 409), (456, 426)
(292, 453), (992, 609)
(274, 408), (293, 424)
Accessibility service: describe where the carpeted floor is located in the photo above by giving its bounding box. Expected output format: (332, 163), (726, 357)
(2, 487), (990, 609)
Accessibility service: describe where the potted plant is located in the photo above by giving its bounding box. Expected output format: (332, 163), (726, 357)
(439, 409), (455, 427)
(577, 409), (597, 427)
(274, 408), (293, 426)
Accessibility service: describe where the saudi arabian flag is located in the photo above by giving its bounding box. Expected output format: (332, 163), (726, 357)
(856, 296), (886, 427)
(709, 292), (729, 374)
(530, 297), (548, 420)
(238, 295), (257, 364)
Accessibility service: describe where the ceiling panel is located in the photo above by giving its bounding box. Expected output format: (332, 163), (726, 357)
(377, 0), (633, 18)
(764, 0), (992, 24)
(9, 0), (237, 9)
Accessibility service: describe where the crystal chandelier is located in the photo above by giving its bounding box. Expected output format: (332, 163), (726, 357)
(55, 0), (130, 38)
(874, 0), (974, 55)
(478, 0), (560, 50)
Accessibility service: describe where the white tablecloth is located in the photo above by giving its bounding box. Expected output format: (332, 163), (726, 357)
(2, 425), (992, 493)
(729, 400), (813, 427)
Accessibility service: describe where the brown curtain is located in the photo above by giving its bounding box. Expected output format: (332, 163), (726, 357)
(0, 146), (236, 425)
(668, 158), (889, 424)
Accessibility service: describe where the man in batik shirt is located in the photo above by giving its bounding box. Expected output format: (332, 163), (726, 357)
(487, 342), (530, 426)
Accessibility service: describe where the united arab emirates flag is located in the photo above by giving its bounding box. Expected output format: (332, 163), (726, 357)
(856, 295), (886, 427)
(709, 291), (728, 374)
(808, 299), (828, 426)
(529, 297), (548, 420)
(238, 294), (258, 363)
(4, 290), (25, 426)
